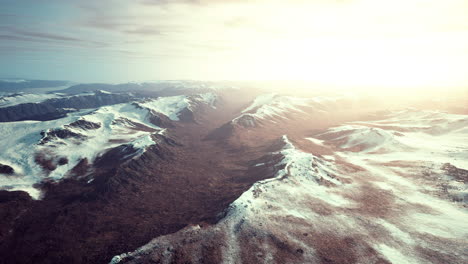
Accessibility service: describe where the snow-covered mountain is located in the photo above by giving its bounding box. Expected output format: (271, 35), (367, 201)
(0, 92), (66, 108)
(231, 93), (351, 128)
(0, 93), (217, 199)
(111, 109), (468, 264)
(0, 84), (466, 264)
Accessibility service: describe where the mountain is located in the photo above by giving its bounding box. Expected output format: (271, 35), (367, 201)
(56, 81), (235, 96)
(108, 107), (468, 264)
(0, 83), (466, 264)
(0, 79), (69, 92)
(0, 92), (65, 108)
(0, 91), (137, 122)
(0, 92), (217, 198)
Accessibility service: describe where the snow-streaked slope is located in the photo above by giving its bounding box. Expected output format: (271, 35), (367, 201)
(110, 135), (353, 264)
(0, 93), (216, 199)
(0, 93), (65, 108)
(355, 109), (468, 135)
(329, 109), (468, 207)
(111, 111), (468, 264)
(0, 106), (159, 199)
(231, 93), (349, 127)
(138, 93), (216, 121)
(317, 125), (410, 153)
(38, 103), (163, 177)
(321, 110), (468, 169)
(0, 115), (81, 199)
(234, 93), (310, 122)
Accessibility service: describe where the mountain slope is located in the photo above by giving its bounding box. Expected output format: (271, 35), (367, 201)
(0, 87), (466, 264)
(0, 89), (277, 264)
(111, 110), (468, 264)
(0, 93), (217, 199)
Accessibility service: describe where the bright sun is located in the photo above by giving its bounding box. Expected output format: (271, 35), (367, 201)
(194, 0), (468, 91)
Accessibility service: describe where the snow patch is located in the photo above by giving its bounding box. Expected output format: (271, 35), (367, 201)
(234, 93), (310, 123)
(138, 93), (216, 121)
(0, 93), (64, 107)
(375, 244), (420, 264)
(0, 93), (213, 199)
(306, 137), (324, 146)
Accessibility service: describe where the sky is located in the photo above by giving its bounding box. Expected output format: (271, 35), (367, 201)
(0, 0), (467, 90)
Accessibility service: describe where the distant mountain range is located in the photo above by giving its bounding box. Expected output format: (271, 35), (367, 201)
(0, 79), (69, 92)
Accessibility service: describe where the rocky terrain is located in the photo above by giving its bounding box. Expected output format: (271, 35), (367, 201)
(0, 91), (137, 122)
(0, 81), (466, 264)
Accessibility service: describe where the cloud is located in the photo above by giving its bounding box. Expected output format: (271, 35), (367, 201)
(82, 19), (130, 30)
(0, 28), (108, 48)
(80, 8), (184, 37)
(0, 34), (35, 42)
(82, 16), (169, 37)
(123, 27), (162, 35)
(140, 0), (249, 5)
(0, 13), (18, 18)
(12, 29), (83, 42)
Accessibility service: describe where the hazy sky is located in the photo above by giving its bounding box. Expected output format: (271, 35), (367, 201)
(1, 0), (467, 88)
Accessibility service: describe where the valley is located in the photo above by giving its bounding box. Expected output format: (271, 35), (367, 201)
(0, 82), (466, 264)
